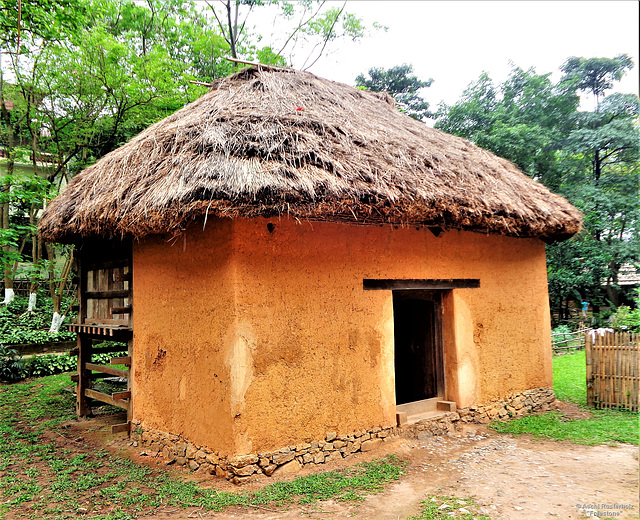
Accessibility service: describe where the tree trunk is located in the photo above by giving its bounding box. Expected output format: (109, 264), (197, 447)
(1, 70), (16, 305)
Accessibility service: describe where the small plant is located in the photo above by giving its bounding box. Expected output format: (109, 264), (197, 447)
(0, 344), (26, 382)
(407, 495), (491, 519)
(27, 354), (77, 378)
(0, 293), (77, 345)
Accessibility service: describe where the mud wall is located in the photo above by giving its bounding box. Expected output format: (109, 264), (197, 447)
(131, 217), (552, 457)
(131, 219), (237, 454)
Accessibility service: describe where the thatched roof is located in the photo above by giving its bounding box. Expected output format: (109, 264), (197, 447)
(39, 65), (581, 243)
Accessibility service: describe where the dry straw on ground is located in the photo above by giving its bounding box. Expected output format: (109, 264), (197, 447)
(39, 65), (581, 243)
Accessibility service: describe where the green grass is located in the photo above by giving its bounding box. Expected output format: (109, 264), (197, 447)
(552, 350), (588, 405)
(407, 495), (490, 520)
(0, 374), (407, 519)
(489, 350), (639, 445)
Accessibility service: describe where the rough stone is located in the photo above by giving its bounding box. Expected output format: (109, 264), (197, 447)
(206, 453), (219, 465)
(272, 451), (295, 465)
(313, 452), (325, 464)
(176, 442), (187, 457)
(233, 464), (259, 477)
(302, 453), (314, 464)
(231, 476), (252, 485)
(230, 454), (259, 468)
(322, 442), (334, 451)
(325, 451), (342, 462)
(195, 463), (211, 476)
(188, 460), (199, 471)
(263, 464), (277, 476)
(325, 432), (337, 442)
(175, 456), (187, 466)
(195, 450), (207, 461)
(333, 440), (346, 449)
(185, 443), (197, 459)
(361, 438), (382, 452)
(273, 459), (302, 476)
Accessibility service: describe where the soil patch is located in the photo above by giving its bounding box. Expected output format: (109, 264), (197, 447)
(44, 412), (639, 520)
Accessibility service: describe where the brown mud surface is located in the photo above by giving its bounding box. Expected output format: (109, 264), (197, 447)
(56, 409), (639, 520)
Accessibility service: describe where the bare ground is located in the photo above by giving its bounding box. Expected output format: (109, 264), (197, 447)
(81, 412), (639, 520)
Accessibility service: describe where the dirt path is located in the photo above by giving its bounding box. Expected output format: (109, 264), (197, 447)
(143, 426), (639, 520)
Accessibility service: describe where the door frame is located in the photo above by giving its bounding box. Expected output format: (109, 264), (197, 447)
(392, 290), (446, 411)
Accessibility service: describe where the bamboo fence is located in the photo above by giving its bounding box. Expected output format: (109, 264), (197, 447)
(585, 331), (639, 412)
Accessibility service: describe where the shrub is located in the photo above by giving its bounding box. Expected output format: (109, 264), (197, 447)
(610, 289), (640, 333)
(0, 293), (77, 345)
(27, 354), (77, 377)
(0, 344), (27, 382)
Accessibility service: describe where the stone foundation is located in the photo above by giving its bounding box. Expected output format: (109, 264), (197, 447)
(457, 387), (555, 424)
(130, 387), (554, 483)
(131, 422), (398, 484)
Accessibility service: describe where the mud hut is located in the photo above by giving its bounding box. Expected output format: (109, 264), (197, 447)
(39, 65), (581, 477)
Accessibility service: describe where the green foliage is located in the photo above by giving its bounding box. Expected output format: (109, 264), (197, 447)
(436, 58), (640, 320)
(356, 64), (434, 121)
(561, 54), (634, 100)
(0, 344), (26, 382)
(0, 0), (87, 46)
(407, 495), (490, 520)
(489, 350), (638, 445)
(25, 354), (77, 378)
(610, 289), (640, 332)
(0, 294), (76, 345)
(435, 66), (579, 187)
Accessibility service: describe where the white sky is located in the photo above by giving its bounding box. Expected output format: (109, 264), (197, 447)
(254, 0), (640, 112)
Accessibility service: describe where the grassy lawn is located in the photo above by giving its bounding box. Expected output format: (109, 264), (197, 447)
(0, 373), (407, 520)
(490, 350), (639, 445)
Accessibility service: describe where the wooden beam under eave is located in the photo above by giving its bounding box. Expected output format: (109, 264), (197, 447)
(363, 279), (481, 291)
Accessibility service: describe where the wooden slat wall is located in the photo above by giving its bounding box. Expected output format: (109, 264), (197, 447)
(586, 331), (639, 412)
(74, 240), (133, 430)
(85, 266), (131, 326)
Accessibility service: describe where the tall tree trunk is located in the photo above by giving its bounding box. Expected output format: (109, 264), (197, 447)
(0, 77), (16, 304)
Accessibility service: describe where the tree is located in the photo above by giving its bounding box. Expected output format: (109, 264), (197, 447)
(0, 0), (86, 305)
(0, 0), (229, 320)
(435, 57), (639, 323)
(561, 54), (633, 108)
(203, 0), (369, 70)
(552, 55), (640, 312)
(355, 64), (433, 121)
(435, 66), (579, 188)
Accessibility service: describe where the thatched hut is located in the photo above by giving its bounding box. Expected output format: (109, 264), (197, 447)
(39, 65), (580, 477)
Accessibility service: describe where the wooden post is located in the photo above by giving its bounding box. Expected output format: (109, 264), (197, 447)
(127, 337), (133, 426)
(76, 334), (92, 416)
(585, 331), (593, 408)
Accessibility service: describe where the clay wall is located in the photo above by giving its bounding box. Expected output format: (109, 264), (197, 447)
(230, 218), (552, 454)
(131, 220), (237, 454)
(131, 217), (552, 457)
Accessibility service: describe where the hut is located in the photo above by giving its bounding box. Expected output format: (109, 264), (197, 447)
(39, 65), (581, 477)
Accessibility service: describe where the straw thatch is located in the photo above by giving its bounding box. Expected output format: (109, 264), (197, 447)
(39, 65), (581, 243)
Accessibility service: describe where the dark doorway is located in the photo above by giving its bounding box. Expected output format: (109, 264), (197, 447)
(393, 291), (443, 405)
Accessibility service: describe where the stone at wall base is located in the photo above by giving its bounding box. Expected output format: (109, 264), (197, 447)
(130, 387), (554, 484)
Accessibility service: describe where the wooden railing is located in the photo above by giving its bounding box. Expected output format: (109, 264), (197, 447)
(586, 331), (639, 412)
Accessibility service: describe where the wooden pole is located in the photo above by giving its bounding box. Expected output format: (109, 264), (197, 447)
(585, 331), (594, 408)
(76, 334), (92, 417)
